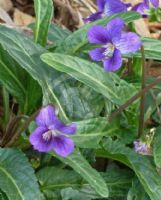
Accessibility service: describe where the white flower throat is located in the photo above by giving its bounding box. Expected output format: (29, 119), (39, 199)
(43, 130), (60, 141)
(103, 43), (115, 58)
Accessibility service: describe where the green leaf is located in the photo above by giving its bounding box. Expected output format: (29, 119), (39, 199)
(51, 150), (109, 198)
(61, 188), (90, 200)
(0, 189), (8, 200)
(72, 117), (118, 148)
(37, 167), (82, 199)
(29, 23), (70, 44)
(53, 11), (140, 54)
(153, 127), (161, 168)
(132, 38), (161, 61)
(34, 0), (53, 46)
(57, 84), (104, 121)
(127, 177), (150, 200)
(79, 165), (133, 199)
(0, 25), (68, 121)
(0, 25), (105, 122)
(97, 138), (161, 200)
(143, 37), (161, 60)
(37, 167), (81, 190)
(41, 53), (137, 105)
(0, 47), (41, 115)
(105, 165), (133, 199)
(0, 148), (42, 200)
(145, 91), (161, 121)
(37, 165), (133, 200)
(48, 23), (70, 43)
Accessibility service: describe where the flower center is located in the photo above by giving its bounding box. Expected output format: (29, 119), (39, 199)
(42, 130), (60, 141)
(103, 43), (115, 59)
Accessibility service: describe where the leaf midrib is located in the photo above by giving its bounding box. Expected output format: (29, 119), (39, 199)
(34, 0), (41, 43)
(0, 166), (24, 200)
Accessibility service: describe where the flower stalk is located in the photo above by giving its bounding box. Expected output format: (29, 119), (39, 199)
(138, 46), (146, 138)
(109, 76), (161, 122)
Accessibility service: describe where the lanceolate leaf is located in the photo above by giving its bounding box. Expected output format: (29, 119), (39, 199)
(0, 48), (26, 105)
(52, 11), (140, 54)
(0, 25), (68, 121)
(97, 138), (161, 200)
(0, 148), (42, 200)
(0, 47), (42, 114)
(34, 0), (53, 46)
(41, 53), (137, 105)
(51, 151), (109, 198)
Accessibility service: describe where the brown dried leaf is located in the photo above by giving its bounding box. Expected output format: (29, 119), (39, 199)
(0, 0), (13, 12)
(134, 18), (151, 37)
(13, 8), (35, 26)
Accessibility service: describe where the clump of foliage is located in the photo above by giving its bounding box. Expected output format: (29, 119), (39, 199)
(0, 0), (161, 199)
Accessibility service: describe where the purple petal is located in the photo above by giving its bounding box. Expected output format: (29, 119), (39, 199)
(36, 105), (57, 127)
(97, 0), (106, 11)
(29, 127), (54, 152)
(58, 123), (77, 135)
(132, 3), (148, 15)
(106, 18), (124, 42)
(104, 0), (128, 16)
(88, 25), (109, 44)
(144, 0), (150, 7)
(134, 141), (151, 155)
(115, 32), (141, 54)
(83, 12), (103, 22)
(125, 3), (131, 8)
(89, 47), (106, 61)
(53, 136), (74, 157)
(103, 49), (122, 72)
(150, 0), (159, 7)
(49, 122), (77, 135)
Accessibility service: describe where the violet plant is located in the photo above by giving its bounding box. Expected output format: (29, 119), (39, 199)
(0, 0), (161, 199)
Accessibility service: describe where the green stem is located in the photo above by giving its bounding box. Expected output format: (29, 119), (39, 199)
(138, 46), (146, 138)
(2, 87), (9, 123)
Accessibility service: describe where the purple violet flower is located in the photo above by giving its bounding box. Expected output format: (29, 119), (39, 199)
(84, 0), (130, 22)
(29, 105), (77, 157)
(134, 140), (151, 155)
(88, 18), (141, 72)
(132, 0), (159, 15)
